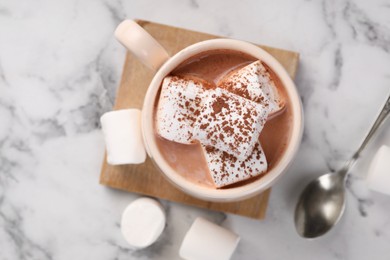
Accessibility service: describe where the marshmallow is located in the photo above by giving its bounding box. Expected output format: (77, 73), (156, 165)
(218, 60), (285, 117)
(202, 142), (267, 188)
(180, 217), (240, 260)
(193, 88), (269, 160)
(121, 197), (166, 249)
(367, 145), (390, 196)
(156, 76), (212, 144)
(100, 109), (146, 165)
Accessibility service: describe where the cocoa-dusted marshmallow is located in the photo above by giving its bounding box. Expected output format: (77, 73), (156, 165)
(218, 61), (284, 117)
(202, 142), (267, 188)
(193, 88), (269, 160)
(156, 76), (212, 144)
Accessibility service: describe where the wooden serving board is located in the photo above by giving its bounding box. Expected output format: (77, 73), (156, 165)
(100, 20), (299, 219)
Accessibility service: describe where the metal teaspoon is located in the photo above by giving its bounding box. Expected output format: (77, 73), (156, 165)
(294, 95), (390, 238)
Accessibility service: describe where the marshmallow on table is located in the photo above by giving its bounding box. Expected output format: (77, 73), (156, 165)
(180, 217), (240, 260)
(100, 109), (146, 165)
(121, 197), (166, 249)
(218, 60), (285, 117)
(202, 142), (267, 188)
(367, 145), (390, 196)
(156, 75), (213, 144)
(193, 88), (269, 160)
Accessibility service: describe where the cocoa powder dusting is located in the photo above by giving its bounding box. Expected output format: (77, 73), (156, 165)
(211, 96), (229, 115)
(155, 50), (291, 188)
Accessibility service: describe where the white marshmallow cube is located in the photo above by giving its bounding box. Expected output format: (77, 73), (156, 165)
(179, 217), (240, 260)
(156, 76), (211, 144)
(367, 145), (390, 196)
(202, 142), (268, 188)
(218, 60), (285, 117)
(100, 109), (146, 165)
(121, 197), (166, 249)
(193, 88), (269, 160)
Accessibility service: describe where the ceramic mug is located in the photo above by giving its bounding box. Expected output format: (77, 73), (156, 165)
(115, 20), (303, 202)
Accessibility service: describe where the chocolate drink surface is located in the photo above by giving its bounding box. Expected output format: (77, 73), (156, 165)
(154, 50), (293, 188)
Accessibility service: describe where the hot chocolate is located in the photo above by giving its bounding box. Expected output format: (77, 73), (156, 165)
(154, 50), (293, 188)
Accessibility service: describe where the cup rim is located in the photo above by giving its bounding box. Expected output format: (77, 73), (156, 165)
(142, 39), (303, 202)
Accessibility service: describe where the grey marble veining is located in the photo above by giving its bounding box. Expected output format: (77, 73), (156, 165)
(1, 0), (390, 259)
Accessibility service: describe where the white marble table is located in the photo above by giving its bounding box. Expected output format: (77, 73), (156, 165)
(1, 0), (390, 259)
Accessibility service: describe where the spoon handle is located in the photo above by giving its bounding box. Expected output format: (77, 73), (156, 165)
(341, 95), (390, 176)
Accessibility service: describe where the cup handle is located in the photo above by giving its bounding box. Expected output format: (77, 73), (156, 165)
(115, 20), (170, 71)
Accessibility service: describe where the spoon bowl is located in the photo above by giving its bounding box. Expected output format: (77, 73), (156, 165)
(294, 172), (346, 238)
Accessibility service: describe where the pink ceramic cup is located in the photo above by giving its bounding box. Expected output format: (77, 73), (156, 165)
(115, 20), (303, 202)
